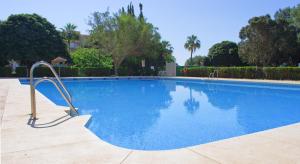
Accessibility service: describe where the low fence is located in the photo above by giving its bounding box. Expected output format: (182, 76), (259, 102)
(177, 66), (300, 80)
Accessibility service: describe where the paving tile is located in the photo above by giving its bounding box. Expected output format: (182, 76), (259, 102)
(257, 124), (300, 146)
(2, 123), (97, 153)
(2, 140), (130, 164)
(122, 149), (218, 164)
(190, 133), (300, 164)
(2, 78), (300, 164)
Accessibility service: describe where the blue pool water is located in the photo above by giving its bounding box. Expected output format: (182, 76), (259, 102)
(20, 78), (300, 150)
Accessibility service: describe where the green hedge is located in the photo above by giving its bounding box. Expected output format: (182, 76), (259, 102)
(263, 67), (300, 80)
(80, 67), (112, 76)
(0, 67), (28, 77)
(2, 66), (300, 80)
(177, 66), (300, 80)
(58, 67), (79, 77)
(0, 66), (138, 77)
(32, 67), (79, 77)
(0, 66), (80, 77)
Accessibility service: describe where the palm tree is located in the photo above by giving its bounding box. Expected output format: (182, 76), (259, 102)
(161, 41), (174, 63)
(184, 35), (201, 66)
(184, 87), (200, 114)
(162, 41), (174, 54)
(60, 23), (79, 53)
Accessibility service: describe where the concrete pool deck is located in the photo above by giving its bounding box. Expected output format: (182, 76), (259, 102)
(1, 78), (300, 164)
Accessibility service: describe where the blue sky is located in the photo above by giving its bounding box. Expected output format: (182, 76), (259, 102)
(1, 0), (299, 65)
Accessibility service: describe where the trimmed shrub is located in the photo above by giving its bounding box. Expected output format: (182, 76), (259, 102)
(58, 67), (79, 77)
(71, 48), (113, 69)
(33, 67), (54, 77)
(263, 67), (300, 80)
(177, 66), (300, 80)
(31, 67), (79, 77)
(176, 66), (184, 76)
(0, 67), (27, 77)
(80, 67), (112, 77)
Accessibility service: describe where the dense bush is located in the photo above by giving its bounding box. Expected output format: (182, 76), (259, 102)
(178, 66), (300, 80)
(184, 55), (207, 66)
(33, 67), (55, 77)
(80, 67), (112, 76)
(0, 66), (156, 77)
(207, 41), (243, 66)
(2, 66), (300, 80)
(32, 67), (79, 77)
(71, 48), (113, 69)
(58, 67), (79, 77)
(0, 14), (68, 65)
(263, 67), (300, 80)
(0, 67), (27, 77)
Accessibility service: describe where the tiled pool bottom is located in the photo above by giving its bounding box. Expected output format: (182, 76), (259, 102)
(2, 78), (300, 163)
(19, 77), (300, 151)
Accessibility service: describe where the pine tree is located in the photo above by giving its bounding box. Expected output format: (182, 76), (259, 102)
(127, 2), (135, 17)
(139, 3), (144, 20)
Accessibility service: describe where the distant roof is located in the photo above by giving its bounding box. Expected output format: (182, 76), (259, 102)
(51, 57), (67, 63)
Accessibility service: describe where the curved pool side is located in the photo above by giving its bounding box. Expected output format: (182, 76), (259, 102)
(20, 76), (300, 150)
(1, 77), (300, 163)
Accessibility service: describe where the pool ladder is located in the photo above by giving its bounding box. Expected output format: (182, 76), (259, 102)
(208, 70), (219, 79)
(30, 61), (78, 119)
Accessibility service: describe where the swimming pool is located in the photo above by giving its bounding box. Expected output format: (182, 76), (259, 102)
(20, 78), (300, 150)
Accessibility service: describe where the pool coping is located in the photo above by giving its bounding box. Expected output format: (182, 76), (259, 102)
(19, 76), (300, 85)
(1, 77), (300, 163)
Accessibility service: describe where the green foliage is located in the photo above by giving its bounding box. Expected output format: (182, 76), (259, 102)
(238, 15), (299, 66)
(263, 67), (300, 80)
(58, 67), (79, 77)
(60, 23), (80, 52)
(71, 48), (111, 68)
(127, 2), (135, 17)
(0, 67), (27, 77)
(88, 3), (174, 75)
(160, 41), (175, 63)
(185, 55), (207, 66)
(275, 7), (294, 24)
(0, 14), (68, 66)
(184, 35), (201, 65)
(71, 48), (113, 69)
(181, 67), (215, 77)
(32, 67), (79, 77)
(207, 41), (243, 66)
(80, 67), (112, 76)
(0, 66), (79, 77)
(138, 3), (144, 20)
(177, 66), (300, 80)
(275, 4), (300, 42)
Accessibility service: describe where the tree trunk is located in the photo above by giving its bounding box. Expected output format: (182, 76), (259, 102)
(190, 51), (193, 66)
(114, 65), (119, 76)
(68, 40), (71, 54)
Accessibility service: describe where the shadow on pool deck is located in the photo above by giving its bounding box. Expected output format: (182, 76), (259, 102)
(27, 114), (73, 128)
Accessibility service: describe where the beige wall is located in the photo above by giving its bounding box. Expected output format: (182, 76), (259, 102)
(166, 62), (176, 76)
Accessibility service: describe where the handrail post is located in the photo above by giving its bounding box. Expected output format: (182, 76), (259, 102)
(29, 61), (77, 119)
(30, 69), (36, 119)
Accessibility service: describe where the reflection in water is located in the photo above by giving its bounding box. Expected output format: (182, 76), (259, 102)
(184, 87), (199, 114)
(82, 80), (173, 148)
(28, 79), (300, 150)
(36, 80), (174, 149)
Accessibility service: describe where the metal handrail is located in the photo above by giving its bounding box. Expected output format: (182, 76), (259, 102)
(34, 77), (77, 113)
(208, 70), (219, 79)
(30, 61), (78, 119)
(30, 61), (72, 101)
